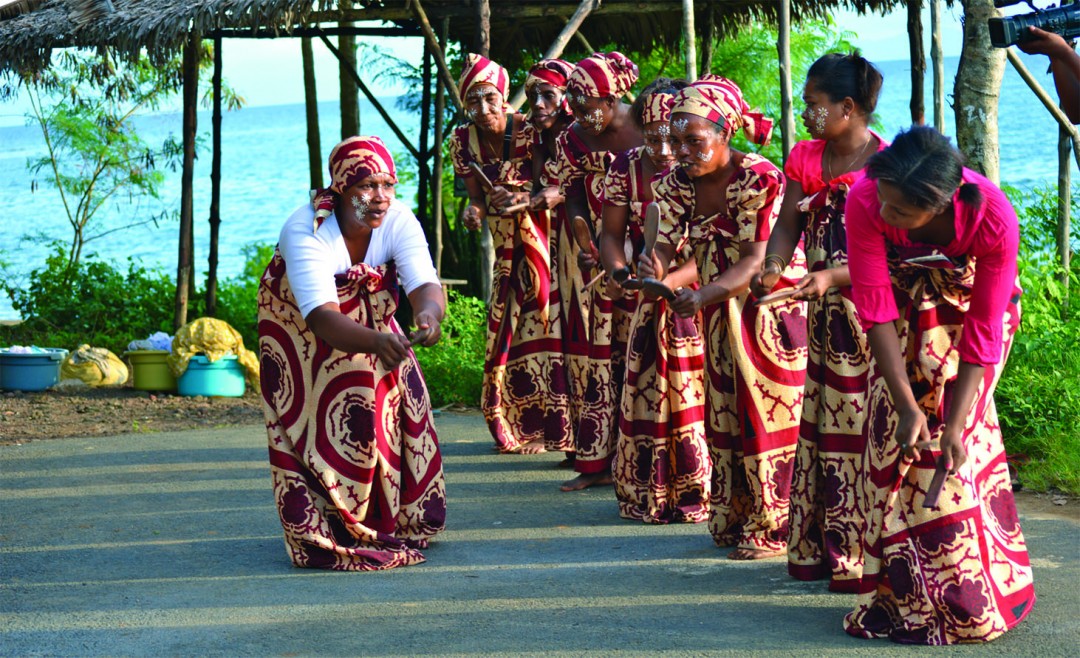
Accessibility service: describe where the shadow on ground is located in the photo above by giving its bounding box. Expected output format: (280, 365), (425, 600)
(1, 411), (1077, 656)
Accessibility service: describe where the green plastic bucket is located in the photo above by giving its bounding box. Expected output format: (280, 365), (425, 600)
(0, 348), (68, 391)
(125, 350), (177, 391)
(177, 354), (245, 397)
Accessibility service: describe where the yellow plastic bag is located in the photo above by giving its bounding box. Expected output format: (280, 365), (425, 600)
(60, 344), (129, 387)
(168, 317), (260, 391)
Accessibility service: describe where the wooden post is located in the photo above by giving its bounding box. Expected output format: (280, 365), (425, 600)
(682, 0), (697, 81)
(476, 0), (494, 305)
(930, 0), (945, 132)
(777, 0), (795, 162)
(339, 0), (360, 138)
(419, 39), (432, 232)
(206, 36), (223, 318)
(1059, 127), (1072, 288)
(302, 37), (323, 190)
(409, 0), (463, 112)
(955, 0), (1005, 182)
(507, 0), (598, 110)
(700, 6), (715, 76)
(908, 0), (926, 125)
(175, 30), (199, 330)
(433, 17), (448, 274)
(477, 0), (490, 57)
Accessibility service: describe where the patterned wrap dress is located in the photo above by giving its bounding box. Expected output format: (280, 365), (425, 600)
(554, 126), (639, 474)
(606, 147), (710, 523)
(654, 153), (809, 552)
(451, 118), (572, 453)
(259, 256), (446, 571)
(843, 170), (1035, 644)
(784, 135), (885, 591)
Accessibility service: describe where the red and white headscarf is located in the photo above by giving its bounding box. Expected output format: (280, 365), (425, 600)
(671, 75), (774, 146)
(311, 136), (396, 229)
(525, 58), (574, 93)
(459, 53), (510, 98)
(567, 51), (639, 100)
(641, 92), (675, 125)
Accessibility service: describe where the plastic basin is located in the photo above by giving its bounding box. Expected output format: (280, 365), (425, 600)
(0, 348), (68, 391)
(124, 350), (177, 391)
(177, 354), (245, 397)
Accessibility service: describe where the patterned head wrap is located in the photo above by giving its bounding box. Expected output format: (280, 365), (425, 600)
(567, 51), (639, 100)
(460, 53), (510, 98)
(525, 58), (574, 92)
(641, 92), (675, 125)
(311, 136), (396, 228)
(671, 75), (774, 146)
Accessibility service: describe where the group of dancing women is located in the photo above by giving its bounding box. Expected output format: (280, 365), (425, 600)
(257, 46), (1035, 646)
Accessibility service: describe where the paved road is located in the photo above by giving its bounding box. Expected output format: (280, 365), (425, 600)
(1, 411), (1077, 656)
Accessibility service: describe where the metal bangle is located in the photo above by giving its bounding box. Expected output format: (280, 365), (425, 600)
(763, 253), (788, 272)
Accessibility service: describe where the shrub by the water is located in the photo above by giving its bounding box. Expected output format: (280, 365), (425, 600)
(413, 290), (486, 408)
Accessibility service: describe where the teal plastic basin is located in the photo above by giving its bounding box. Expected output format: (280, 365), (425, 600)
(177, 354), (245, 397)
(0, 348), (68, 391)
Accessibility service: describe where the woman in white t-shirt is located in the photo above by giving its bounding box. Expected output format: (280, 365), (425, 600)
(258, 136), (447, 571)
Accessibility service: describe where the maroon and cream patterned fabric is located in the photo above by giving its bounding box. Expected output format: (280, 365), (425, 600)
(671, 75), (773, 146)
(459, 53), (509, 97)
(641, 92), (674, 125)
(844, 249), (1035, 644)
(654, 153), (808, 552)
(258, 255), (445, 570)
(784, 136), (885, 591)
(608, 148), (710, 523)
(525, 58), (574, 92)
(311, 136), (397, 229)
(449, 118), (571, 452)
(567, 51), (639, 100)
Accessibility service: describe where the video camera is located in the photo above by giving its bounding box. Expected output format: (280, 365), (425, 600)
(988, 0), (1080, 47)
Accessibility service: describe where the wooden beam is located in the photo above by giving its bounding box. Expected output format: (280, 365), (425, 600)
(907, 0), (925, 125)
(682, 0), (697, 81)
(339, 0), (360, 139)
(508, 0), (598, 110)
(419, 38), (432, 230)
(318, 33), (421, 161)
(206, 36), (223, 318)
(309, 3), (684, 24)
(408, 0), (463, 113)
(930, 0), (945, 132)
(777, 0), (794, 161)
(174, 30), (199, 330)
(477, 0), (491, 57)
(302, 36), (324, 190)
(207, 26), (421, 38)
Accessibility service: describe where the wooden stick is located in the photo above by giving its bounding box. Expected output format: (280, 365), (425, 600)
(507, 0), (599, 110)
(582, 269), (605, 292)
(1007, 47), (1080, 168)
(469, 162), (495, 191)
(502, 202), (529, 214)
(407, 0), (463, 113)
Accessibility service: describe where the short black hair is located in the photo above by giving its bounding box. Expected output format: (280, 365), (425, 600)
(866, 126), (983, 209)
(806, 50), (883, 114)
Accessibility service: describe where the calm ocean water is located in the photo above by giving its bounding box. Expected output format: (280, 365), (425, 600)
(0, 55), (1073, 320)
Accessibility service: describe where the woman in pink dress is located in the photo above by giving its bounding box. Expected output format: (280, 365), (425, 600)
(843, 126), (1035, 644)
(750, 51), (885, 591)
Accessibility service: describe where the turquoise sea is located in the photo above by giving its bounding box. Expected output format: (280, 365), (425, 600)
(0, 54), (1074, 320)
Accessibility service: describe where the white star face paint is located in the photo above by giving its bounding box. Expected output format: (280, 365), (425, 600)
(465, 108), (478, 122)
(672, 118), (690, 134)
(656, 124), (671, 139)
(351, 193), (370, 220)
(813, 106), (829, 135)
(584, 108), (605, 133)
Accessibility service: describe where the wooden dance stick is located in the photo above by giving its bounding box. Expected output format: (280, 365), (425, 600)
(922, 456), (949, 509)
(408, 327), (433, 347)
(582, 269), (606, 292)
(643, 203), (660, 256)
(469, 162), (495, 191)
(501, 201), (529, 214)
(571, 215), (596, 252)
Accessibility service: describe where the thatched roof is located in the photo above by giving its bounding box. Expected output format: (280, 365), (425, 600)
(0, 1), (905, 75)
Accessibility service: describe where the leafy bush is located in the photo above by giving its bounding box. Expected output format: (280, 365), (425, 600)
(414, 291), (486, 408)
(997, 185), (1080, 495)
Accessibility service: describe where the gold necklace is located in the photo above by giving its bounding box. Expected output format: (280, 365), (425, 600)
(825, 135), (873, 181)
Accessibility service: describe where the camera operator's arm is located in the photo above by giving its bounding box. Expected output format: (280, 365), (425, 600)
(1018, 26), (1080, 123)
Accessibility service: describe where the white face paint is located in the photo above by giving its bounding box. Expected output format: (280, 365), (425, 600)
(585, 108), (605, 133)
(351, 193), (370, 219)
(656, 124), (671, 139)
(672, 118), (690, 134)
(695, 149), (714, 162)
(812, 106), (829, 135)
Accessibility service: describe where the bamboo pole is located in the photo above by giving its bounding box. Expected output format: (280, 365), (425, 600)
(419, 40), (432, 232)
(507, 0), (598, 110)
(318, 34), (421, 161)
(302, 36), (323, 190)
(907, 0), (925, 125)
(206, 36), (223, 318)
(931, 0), (945, 132)
(777, 0), (794, 161)
(433, 17), (448, 275)
(339, 0), (360, 138)
(1005, 48), (1080, 168)
(408, 0), (463, 113)
(682, 0), (697, 81)
(174, 30), (199, 330)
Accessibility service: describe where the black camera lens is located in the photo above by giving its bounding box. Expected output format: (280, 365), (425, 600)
(989, 2), (1080, 48)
